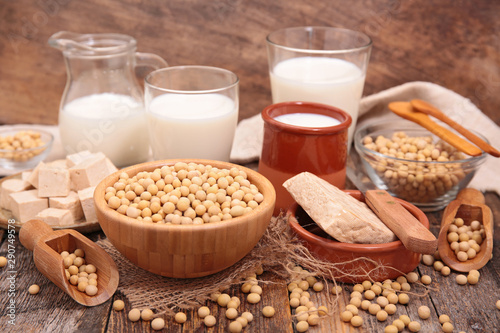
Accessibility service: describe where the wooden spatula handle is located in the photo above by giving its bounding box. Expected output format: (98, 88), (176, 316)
(365, 190), (438, 254)
(19, 219), (54, 251)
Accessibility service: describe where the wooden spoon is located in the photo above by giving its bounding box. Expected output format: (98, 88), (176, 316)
(19, 219), (119, 306)
(365, 190), (438, 255)
(411, 99), (500, 157)
(437, 188), (494, 272)
(388, 101), (483, 156)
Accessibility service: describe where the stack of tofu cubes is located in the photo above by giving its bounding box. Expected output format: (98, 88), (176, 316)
(0, 151), (117, 226)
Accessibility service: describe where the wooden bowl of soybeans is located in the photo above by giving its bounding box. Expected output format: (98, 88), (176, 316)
(94, 159), (276, 278)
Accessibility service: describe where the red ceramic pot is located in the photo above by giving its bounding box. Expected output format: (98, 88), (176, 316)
(287, 190), (429, 283)
(258, 101), (352, 216)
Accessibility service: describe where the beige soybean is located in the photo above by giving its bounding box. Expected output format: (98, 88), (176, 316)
(236, 316), (248, 327)
(141, 308), (154, 321)
(408, 321), (421, 332)
(351, 315), (363, 327)
(113, 300), (125, 311)
(204, 315), (217, 327)
(128, 308), (141, 322)
(442, 322), (454, 333)
(296, 320), (309, 332)
(456, 274), (468, 285)
(229, 321), (243, 333)
(151, 318), (165, 330)
(175, 312), (187, 323)
(247, 292), (261, 304)
(421, 275), (432, 285)
(28, 284), (40, 295)
(262, 306), (275, 318)
(399, 315), (411, 326)
(418, 306), (431, 319)
(340, 310), (353, 322)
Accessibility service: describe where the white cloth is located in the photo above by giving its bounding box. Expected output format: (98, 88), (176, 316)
(3, 82), (499, 195)
(229, 81), (500, 195)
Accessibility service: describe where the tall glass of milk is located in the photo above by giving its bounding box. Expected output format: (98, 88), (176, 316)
(49, 31), (168, 167)
(144, 66), (239, 161)
(258, 101), (352, 215)
(266, 27), (372, 148)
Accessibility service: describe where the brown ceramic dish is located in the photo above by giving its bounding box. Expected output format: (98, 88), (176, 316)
(287, 190), (429, 283)
(94, 159), (276, 279)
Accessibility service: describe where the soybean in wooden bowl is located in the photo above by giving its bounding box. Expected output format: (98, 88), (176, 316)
(94, 159), (276, 278)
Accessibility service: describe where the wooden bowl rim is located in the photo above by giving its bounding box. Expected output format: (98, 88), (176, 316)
(287, 190), (429, 253)
(94, 159), (276, 231)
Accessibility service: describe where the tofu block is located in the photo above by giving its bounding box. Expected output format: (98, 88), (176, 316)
(78, 186), (97, 223)
(66, 150), (93, 168)
(49, 191), (84, 221)
(47, 159), (69, 169)
(36, 208), (74, 226)
(21, 171), (32, 181)
(105, 157), (118, 174)
(0, 179), (32, 211)
(38, 164), (71, 197)
(70, 153), (109, 191)
(10, 189), (48, 223)
(27, 161), (45, 188)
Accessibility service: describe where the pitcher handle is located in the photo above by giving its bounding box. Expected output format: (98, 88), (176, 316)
(135, 52), (168, 70)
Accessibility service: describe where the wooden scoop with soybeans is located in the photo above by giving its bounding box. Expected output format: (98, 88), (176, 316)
(388, 101), (483, 157)
(19, 219), (119, 306)
(438, 188), (493, 272)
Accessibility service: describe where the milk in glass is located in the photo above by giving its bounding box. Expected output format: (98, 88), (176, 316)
(147, 93), (238, 161)
(270, 57), (364, 145)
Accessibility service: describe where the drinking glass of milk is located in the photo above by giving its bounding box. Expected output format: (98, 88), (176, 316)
(266, 26), (372, 147)
(144, 66), (239, 161)
(258, 101), (352, 215)
(49, 31), (168, 167)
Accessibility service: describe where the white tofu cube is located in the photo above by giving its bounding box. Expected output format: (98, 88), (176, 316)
(70, 153), (109, 191)
(36, 208), (74, 226)
(21, 171), (32, 181)
(78, 186), (97, 223)
(0, 179), (32, 211)
(27, 161), (45, 188)
(9, 189), (48, 223)
(49, 191), (84, 221)
(38, 164), (71, 197)
(105, 157), (118, 174)
(66, 150), (94, 168)
(47, 159), (69, 169)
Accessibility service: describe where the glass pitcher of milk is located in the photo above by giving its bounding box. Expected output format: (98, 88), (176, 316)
(49, 31), (168, 167)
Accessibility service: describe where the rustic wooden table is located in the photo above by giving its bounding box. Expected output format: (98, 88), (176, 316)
(0, 190), (499, 333)
(1, 0), (499, 332)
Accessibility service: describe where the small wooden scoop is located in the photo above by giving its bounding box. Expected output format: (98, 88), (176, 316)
(19, 219), (119, 306)
(365, 190), (438, 254)
(388, 101), (483, 156)
(411, 99), (500, 157)
(438, 188), (494, 272)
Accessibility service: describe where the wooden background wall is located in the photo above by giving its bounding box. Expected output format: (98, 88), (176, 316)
(1, 0), (499, 125)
